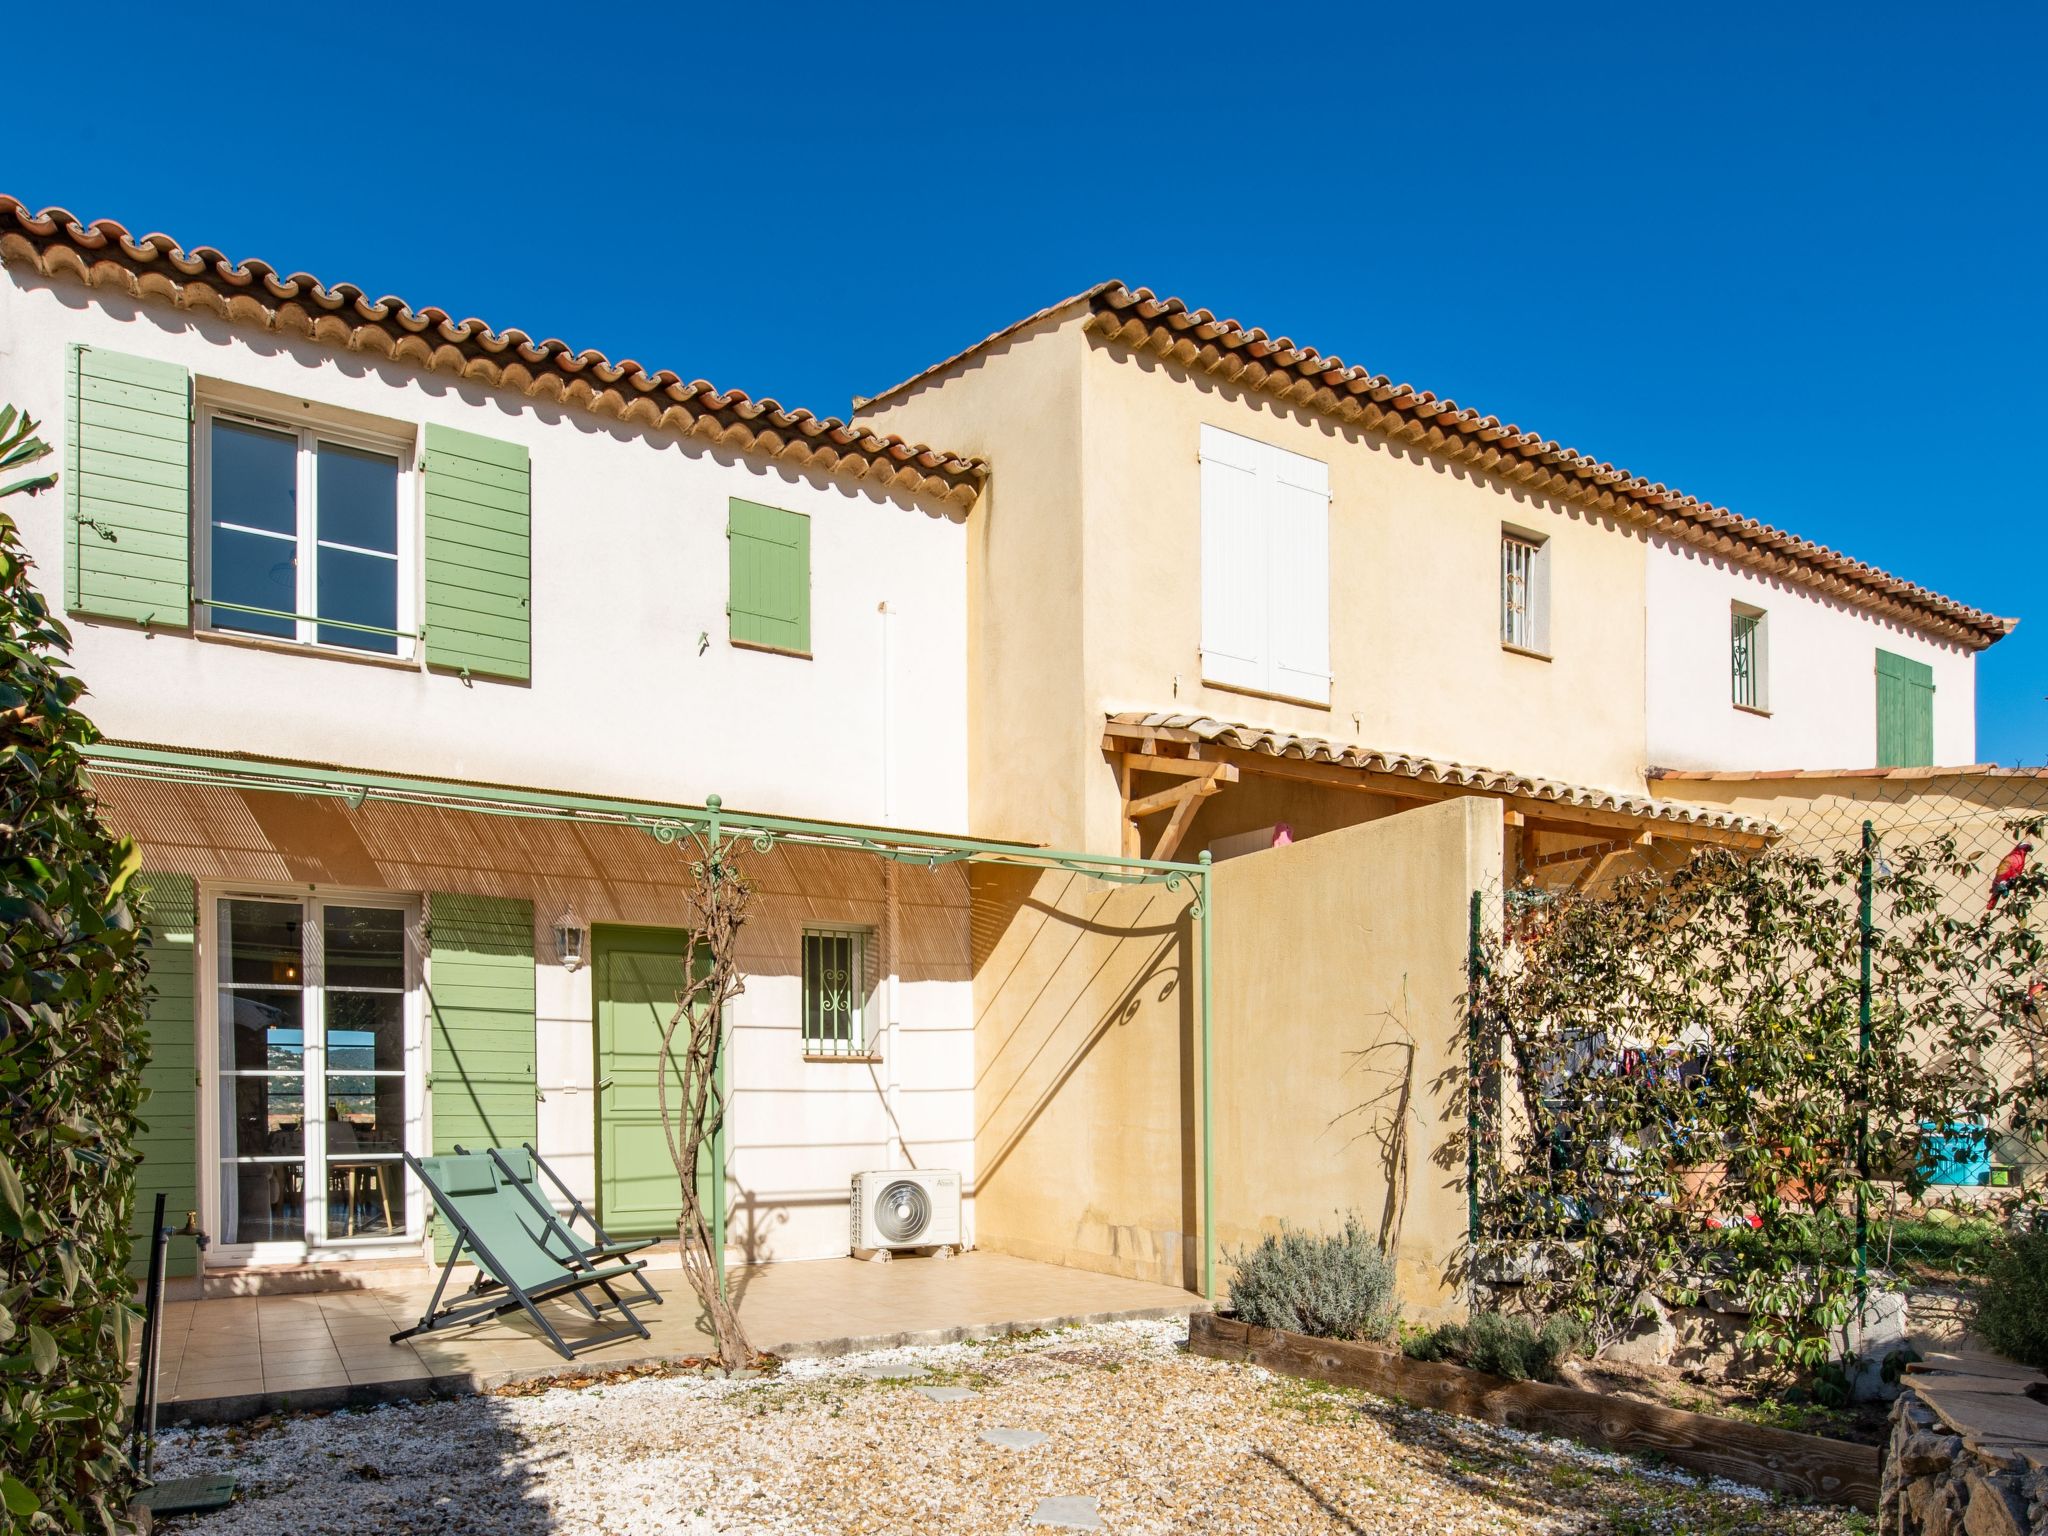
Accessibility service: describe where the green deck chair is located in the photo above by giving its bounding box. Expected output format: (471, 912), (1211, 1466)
(461, 1143), (665, 1308)
(391, 1152), (652, 1360)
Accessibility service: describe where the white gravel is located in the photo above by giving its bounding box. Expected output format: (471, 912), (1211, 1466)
(150, 1319), (1863, 1534)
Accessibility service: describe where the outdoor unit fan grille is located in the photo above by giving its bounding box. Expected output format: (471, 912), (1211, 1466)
(871, 1179), (932, 1245)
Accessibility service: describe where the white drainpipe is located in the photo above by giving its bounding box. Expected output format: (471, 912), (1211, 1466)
(879, 602), (905, 1169)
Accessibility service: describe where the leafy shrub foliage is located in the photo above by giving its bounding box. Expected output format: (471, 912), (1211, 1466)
(1403, 1311), (1584, 1383)
(0, 409), (153, 1533)
(1973, 1218), (2048, 1371)
(1468, 829), (2047, 1370)
(1226, 1215), (1401, 1341)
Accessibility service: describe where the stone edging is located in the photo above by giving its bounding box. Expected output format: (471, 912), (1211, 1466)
(1883, 1350), (2048, 1536)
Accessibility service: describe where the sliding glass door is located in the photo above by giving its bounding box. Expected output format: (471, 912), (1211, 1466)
(212, 893), (419, 1257)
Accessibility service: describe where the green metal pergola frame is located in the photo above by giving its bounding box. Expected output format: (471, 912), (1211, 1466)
(82, 741), (1222, 1300)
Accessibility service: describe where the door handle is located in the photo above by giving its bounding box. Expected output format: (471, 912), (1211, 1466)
(597, 1077), (613, 1092)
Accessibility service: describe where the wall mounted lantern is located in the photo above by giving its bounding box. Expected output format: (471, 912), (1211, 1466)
(554, 907), (588, 972)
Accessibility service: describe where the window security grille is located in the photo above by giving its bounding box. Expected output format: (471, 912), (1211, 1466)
(802, 928), (871, 1056)
(1501, 533), (1544, 650)
(1732, 609), (1765, 709)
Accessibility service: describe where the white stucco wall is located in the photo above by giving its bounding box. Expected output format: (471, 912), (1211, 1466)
(1645, 535), (1978, 772)
(2, 264), (977, 1269)
(0, 267), (970, 833)
(534, 944), (975, 1267)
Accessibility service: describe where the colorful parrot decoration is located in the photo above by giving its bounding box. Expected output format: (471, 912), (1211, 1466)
(1988, 843), (2033, 910)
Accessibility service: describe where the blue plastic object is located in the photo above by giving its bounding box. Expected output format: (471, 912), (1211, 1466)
(1919, 1122), (1992, 1186)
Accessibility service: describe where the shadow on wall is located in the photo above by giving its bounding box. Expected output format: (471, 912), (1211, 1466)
(95, 777), (974, 984)
(969, 864), (1200, 1289)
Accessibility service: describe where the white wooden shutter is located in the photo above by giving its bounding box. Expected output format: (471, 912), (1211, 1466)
(1267, 450), (1332, 705)
(1200, 425), (1331, 704)
(1199, 425), (1268, 693)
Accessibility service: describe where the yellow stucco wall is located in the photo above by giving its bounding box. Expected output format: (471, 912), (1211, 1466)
(968, 794), (1499, 1314)
(1077, 339), (1648, 853)
(861, 316), (1651, 859)
(1210, 794), (1499, 1319)
(970, 864), (1201, 1286)
(856, 311), (1095, 849)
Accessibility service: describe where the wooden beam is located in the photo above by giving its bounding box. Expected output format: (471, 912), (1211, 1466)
(1120, 754), (1240, 784)
(1151, 787), (1208, 862)
(1530, 837), (1633, 870)
(1119, 755), (1139, 858)
(1187, 1314), (1879, 1512)
(1126, 778), (1224, 819)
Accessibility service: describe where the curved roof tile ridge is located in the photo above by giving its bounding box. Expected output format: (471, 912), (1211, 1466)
(1088, 283), (2011, 648)
(0, 197), (988, 511)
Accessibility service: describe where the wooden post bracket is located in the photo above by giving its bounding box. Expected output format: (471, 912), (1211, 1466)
(1118, 753), (1237, 862)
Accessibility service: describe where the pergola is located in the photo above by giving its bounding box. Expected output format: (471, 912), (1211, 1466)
(1106, 714), (1775, 888)
(81, 742), (1225, 1297)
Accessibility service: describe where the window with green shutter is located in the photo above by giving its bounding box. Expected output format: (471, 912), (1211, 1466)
(132, 874), (199, 1277)
(66, 345), (193, 628)
(426, 892), (537, 1260)
(1876, 649), (1935, 768)
(728, 498), (810, 655)
(423, 425), (531, 682)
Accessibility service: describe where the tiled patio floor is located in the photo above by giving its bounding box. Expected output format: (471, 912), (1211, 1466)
(129, 1252), (1200, 1421)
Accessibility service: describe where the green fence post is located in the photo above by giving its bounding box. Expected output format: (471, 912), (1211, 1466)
(1467, 890), (1485, 1262)
(1856, 819), (1874, 1305)
(1199, 852), (1216, 1304)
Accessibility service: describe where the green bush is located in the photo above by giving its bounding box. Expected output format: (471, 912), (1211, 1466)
(0, 409), (154, 1533)
(1973, 1219), (2048, 1371)
(1225, 1214), (1400, 1341)
(1403, 1310), (1585, 1382)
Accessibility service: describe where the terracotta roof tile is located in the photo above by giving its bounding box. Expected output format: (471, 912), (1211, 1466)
(0, 197), (988, 511)
(1649, 764), (2044, 783)
(863, 283), (2013, 647)
(1111, 710), (1776, 837)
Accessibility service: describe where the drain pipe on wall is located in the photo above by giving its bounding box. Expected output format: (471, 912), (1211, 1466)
(879, 601), (905, 1171)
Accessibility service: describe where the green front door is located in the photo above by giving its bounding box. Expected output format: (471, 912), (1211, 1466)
(592, 926), (723, 1251)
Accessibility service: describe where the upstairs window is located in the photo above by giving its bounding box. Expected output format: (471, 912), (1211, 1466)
(1500, 528), (1550, 654)
(199, 407), (414, 657)
(1731, 603), (1769, 711)
(1199, 425), (1331, 705)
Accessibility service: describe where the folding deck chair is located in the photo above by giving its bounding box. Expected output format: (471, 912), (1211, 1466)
(392, 1152), (653, 1360)
(458, 1142), (665, 1309)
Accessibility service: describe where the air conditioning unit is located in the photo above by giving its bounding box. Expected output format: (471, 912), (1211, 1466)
(850, 1169), (962, 1253)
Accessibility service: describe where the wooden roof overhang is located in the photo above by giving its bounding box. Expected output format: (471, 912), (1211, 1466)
(1104, 716), (1776, 862)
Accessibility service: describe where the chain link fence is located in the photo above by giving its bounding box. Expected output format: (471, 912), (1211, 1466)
(1465, 768), (2048, 1357)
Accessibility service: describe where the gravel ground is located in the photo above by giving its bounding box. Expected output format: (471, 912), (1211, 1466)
(151, 1320), (1867, 1535)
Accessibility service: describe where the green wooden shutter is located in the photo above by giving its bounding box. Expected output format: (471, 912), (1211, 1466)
(1876, 650), (1935, 768)
(423, 424), (531, 681)
(727, 498), (811, 654)
(131, 874), (198, 1278)
(65, 345), (191, 628)
(426, 892), (538, 1259)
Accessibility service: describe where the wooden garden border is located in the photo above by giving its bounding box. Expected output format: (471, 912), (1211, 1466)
(1187, 1312), (1881, 1511)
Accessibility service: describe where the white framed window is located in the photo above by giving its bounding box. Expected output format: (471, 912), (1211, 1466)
(801, 927), (875, 1057)
(1731, 603), (1769, 711)
(1199, 424), (1331, 706)
(196, 403), (416, 657)
(1500, 527), (1550, 655)
(201, 888), (425, 1262)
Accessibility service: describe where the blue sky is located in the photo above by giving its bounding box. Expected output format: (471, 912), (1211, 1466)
(14, 4), (2043, 760)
